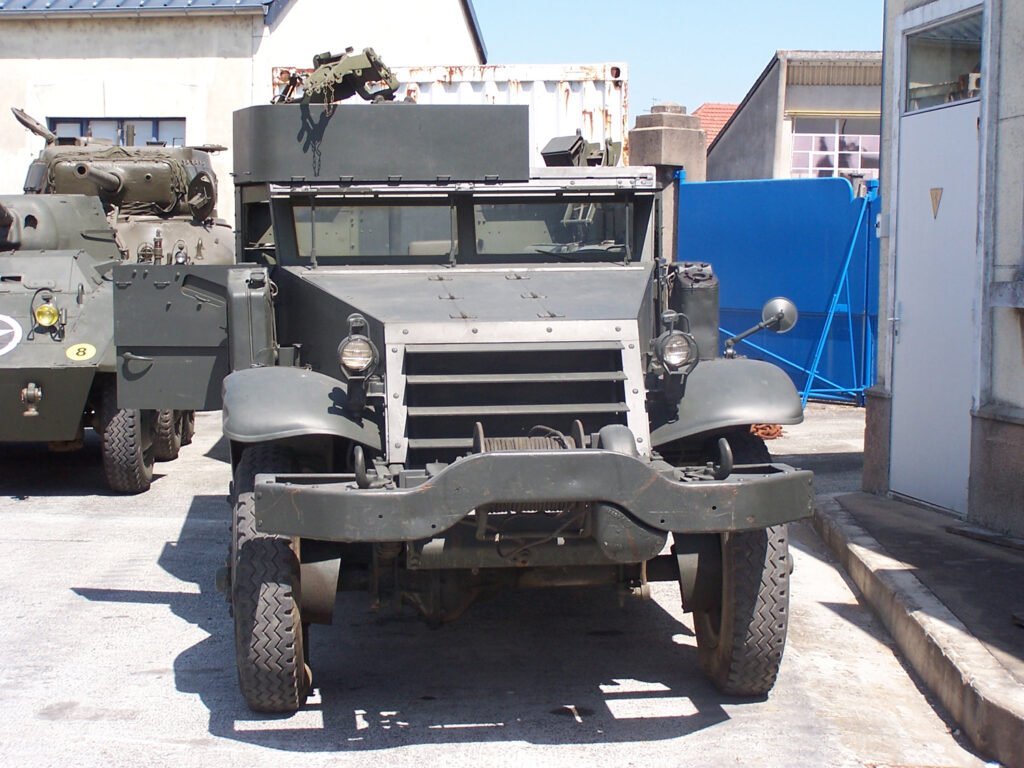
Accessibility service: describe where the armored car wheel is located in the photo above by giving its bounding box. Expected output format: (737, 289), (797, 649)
(692, 432), (790, 696)
(99, 379), (154, 494)
(152, 410), (183, 461)
(231, 444), (310, 713)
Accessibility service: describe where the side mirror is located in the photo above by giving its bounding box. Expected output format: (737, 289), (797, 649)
(724, 296), (799, 357)
(761, 297), (798, 334)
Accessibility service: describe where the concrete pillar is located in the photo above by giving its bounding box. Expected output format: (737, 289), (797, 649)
(628, 103), (707, 261)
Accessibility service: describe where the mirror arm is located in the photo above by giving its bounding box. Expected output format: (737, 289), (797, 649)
(723, 311), (784, 358)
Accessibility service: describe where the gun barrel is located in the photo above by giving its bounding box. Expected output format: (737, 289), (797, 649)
(74, 163), (123, 194)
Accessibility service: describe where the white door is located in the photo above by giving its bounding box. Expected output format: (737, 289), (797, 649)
(890, 100), (979, 514)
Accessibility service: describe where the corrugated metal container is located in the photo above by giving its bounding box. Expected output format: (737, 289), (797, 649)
(395, 65), (628, 165)
(271, 63), (629, 166)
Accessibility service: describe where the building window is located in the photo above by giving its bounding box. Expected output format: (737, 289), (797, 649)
(47, 118), (186, 147)
(790, 116), (880, 183)
(905, 12), (982, 113)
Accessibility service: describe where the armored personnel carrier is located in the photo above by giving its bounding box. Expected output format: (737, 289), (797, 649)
(114, 48), (812, 711)
(4, 108), (236, 480)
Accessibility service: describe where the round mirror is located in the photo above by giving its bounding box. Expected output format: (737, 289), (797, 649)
(761, 297), (798, 334)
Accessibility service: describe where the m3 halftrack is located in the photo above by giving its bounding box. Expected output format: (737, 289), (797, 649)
(113, 89), (813, 711)
(0, 108), (235, 492)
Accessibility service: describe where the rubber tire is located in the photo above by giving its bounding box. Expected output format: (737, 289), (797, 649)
(232, 444), (310, 713)
(180, 411), (196, 447)
(152, 410), (183, 462)
(100, 379), (154, 494)
(692, 431), (790, 696)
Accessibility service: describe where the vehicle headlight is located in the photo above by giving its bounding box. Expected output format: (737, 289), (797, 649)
(34, 300), (60, 328)
(657, 330), (698, 371)
(337, 336), (377, 375)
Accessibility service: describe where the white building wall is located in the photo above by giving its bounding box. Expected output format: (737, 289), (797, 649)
(868, 0), (1024, 534)
(0, 15), (259, 221)
(989, 0), (1024, 409)
(254, 0), (481, 85)
(0, 0), (483, 223)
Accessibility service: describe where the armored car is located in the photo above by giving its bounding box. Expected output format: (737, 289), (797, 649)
(0, 194), (162, 491)
(1, 108), (236, 486)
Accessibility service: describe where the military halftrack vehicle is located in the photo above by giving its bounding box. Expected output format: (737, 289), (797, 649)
(0, 108), (235, 491)
(113, 53), (812, 712)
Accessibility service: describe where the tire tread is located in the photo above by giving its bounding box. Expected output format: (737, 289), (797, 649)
(695, 431), (790, 696)
(100, 379), (153, 494)
(232, 444), (308, 713)
(152, 410), (182, 462)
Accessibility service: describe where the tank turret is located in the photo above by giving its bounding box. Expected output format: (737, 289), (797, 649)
(13, 107), (233, 265)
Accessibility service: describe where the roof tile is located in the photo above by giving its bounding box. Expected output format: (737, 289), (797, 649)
(693, 102), (738, 146)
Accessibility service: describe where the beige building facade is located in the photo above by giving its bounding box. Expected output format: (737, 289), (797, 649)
(866, 0), (1023, 535)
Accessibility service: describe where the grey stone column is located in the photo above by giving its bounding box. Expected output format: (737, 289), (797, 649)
(628, 103), (707, 262)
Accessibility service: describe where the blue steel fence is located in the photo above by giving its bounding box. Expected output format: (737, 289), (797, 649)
(676, 175), (880, 405)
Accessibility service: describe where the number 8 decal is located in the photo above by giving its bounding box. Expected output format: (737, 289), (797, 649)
(65, 343), (97, 362)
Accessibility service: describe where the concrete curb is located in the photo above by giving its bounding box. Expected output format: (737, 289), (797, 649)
(812, 495), (1024, 767)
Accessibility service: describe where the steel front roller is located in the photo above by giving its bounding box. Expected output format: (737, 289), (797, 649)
(231, 444), (311, 713)
(152, 410), (183, 461)
(99, 379), (154, 494)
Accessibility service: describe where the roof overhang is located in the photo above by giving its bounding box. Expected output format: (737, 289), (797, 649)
(0, 0), (269, 20)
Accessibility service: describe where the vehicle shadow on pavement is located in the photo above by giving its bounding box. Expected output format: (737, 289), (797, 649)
(0, 437), (167, 497)
(76, 493), (747, 751)
(204, 434), (231, 464)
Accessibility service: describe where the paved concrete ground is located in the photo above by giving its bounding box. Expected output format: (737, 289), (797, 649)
(0, 407), (987, 767)
(838, 493), (1024, 688)
(813, 492), (1024, 767)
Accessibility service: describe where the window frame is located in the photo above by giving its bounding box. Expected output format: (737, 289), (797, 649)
(46, 117), (187, 147)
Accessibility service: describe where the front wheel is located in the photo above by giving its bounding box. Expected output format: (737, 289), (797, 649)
(692, 430), (790, 696)
(693, 525), (791, 696)
(231, 444), (310, 713)
(99, 379), (154, 494)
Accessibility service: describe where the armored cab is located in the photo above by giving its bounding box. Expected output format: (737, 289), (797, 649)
(0, 195), (174, 492)
(114, 86), (813, 712)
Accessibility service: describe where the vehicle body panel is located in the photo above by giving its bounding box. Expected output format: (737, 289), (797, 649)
(0, 195), (120, 442)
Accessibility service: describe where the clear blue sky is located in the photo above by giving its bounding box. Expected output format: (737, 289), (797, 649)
(472, 0), (884, 118)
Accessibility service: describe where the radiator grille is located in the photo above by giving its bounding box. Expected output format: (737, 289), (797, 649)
(402, 342), (628, 466)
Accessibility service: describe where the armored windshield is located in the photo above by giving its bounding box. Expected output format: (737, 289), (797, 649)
(287, 197), (634, 265)
(294, 204), (455, 263)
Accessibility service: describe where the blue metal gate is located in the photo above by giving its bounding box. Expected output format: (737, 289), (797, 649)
(677, 176), (879, 405)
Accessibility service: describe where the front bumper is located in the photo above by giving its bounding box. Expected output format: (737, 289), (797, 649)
(253, 450), (814, 542)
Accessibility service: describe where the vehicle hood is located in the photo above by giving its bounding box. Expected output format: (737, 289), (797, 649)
(294, 262), (655, 325)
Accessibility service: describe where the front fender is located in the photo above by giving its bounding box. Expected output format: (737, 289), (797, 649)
(222, 367), (381, 449)
(650, 358), (803, 447)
